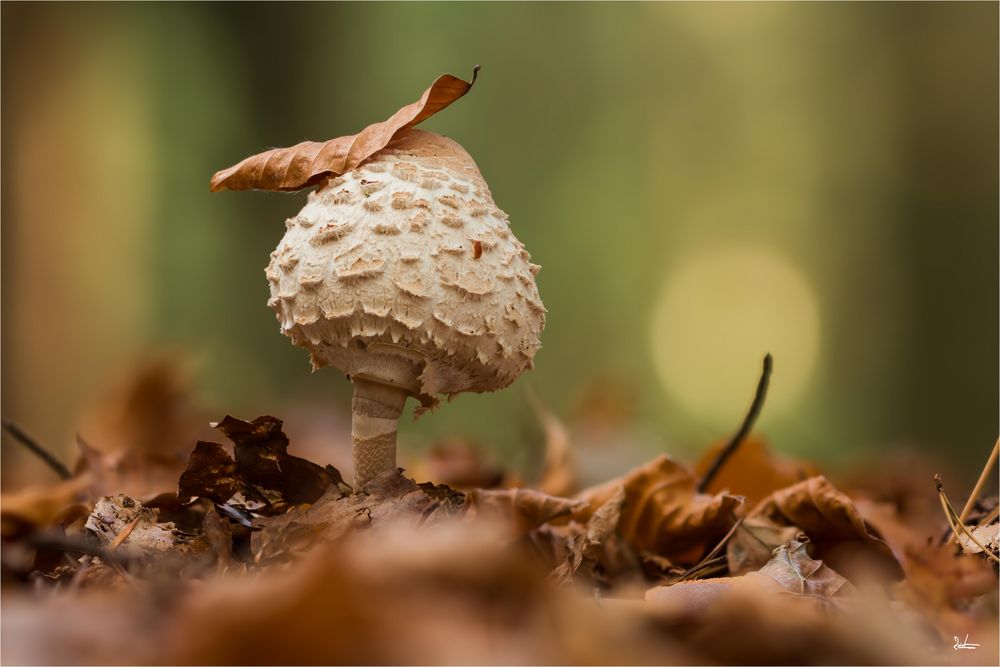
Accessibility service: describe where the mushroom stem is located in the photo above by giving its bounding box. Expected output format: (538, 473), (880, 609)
(351, 377), (408, 488)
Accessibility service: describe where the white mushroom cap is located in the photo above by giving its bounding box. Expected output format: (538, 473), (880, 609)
(266, 129), (545, 406)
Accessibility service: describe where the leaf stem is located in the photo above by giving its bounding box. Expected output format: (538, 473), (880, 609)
(697, 353), (773, 494)
(1, 420), (72, 480)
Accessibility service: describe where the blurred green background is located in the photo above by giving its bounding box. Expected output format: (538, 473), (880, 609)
(3, 2), (997, 487)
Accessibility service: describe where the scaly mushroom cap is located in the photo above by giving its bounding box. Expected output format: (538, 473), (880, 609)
(266, 129), (545, 405)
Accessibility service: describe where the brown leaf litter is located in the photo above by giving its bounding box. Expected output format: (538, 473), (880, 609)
(1, 407), (997, 665)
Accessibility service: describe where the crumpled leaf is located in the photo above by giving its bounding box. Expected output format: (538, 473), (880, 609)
(753, 476), (903, 581)
(85, 494), (207, 558)
(0, 475), (92, 539)
(727, 515), (803, 575)
(647, 538), (856, 613)
(199, 505), (232, 572)
(694, 436), (816, 506)
(465, 487), (587, 535)
(210, 68), (478, 193)
(853, 497), (998, 621)
(531, 394), (577, 497)
(575, 454), (741, 563)
(545, 486), (626, 585)
(959, 521), (999, 556)
(178, 415), (341, 516)
(251, 470), (464, 563)
(757, 538), (856, 605)
(176, 441), (238, 505)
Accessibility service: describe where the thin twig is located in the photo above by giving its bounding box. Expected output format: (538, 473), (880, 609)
(1, 420), (72, 480)
(25, 532), (130, 566)
(679, 515), (745, 581)
(935, 475), (1000, 564)
(108, 515), (142, 552)
(958, 437), (999, 524)
(697, 353), (773, 494)
(680, 557), (728, 581)
(978, 504), (999, 527)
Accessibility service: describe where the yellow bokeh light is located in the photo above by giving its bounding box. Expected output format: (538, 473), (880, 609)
(650, 247), (821, 425)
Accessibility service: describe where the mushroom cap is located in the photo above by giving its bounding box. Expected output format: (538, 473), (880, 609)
(266, 129), (545, 404)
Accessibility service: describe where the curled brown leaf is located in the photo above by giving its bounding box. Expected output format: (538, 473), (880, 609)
(530, 392), (577, 497)
(752, 476), (903, 582)
(177, 415), (341, 516)
(0, 475), (92, 539)
(757, 539), (856, 605)
(210, 68), (479, 193)
(576, 454), (741, 563)
(465, 487), (587, 535)
(727, 515), (803, 575)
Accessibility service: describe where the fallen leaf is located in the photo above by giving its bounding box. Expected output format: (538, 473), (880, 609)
(251, 470), (463, 563)
(645, 576), (752, 614)
(176, 441), (239, 505)
(85, 494), (206, 558)
(752, 475), (904, 582)
(958, 521), (999, 556)
(576, 454), (741, 563)
(694, 436), (816, 505)
(0, 476), (92, 539)
(177, 415), (341, 516)
(548, 486), (625, 584)
(210, 68), (478, 193)
(200, 504), (232, 572)
(757, 538), (856, 605)
(465, 487), (587, 535)
(530, 394), (577, 497)
(727, 515), (802, 575)
(854, 499), (998, 624)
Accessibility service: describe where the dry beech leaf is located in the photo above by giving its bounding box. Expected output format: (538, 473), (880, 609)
(85, 494), (207, 558)
(694, 436), (817, 506)
(210, 68), (479, 193)
(576, 454), (741, 563)
(647, 539), (855, 614)
(757, 538), (856, 606)
(753, 475), (903, 581)
(959, 521), (999, 556)
(251, 470), (464, 563)
(464, 487), (587, 535)
(530, 393), (578, 497)
(177, 441), (239, 504)
(200, 504), (232, 572)
(727, 515), (802, 575)
(645, 576), (754, 615)
(546, 486), (626, 585)
(0, 475), (92, 539)
(177, 415), (341, 516)
(853, 500), (998, 612)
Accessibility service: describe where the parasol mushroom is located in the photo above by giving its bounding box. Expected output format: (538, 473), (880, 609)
(263, 129), (545, 488)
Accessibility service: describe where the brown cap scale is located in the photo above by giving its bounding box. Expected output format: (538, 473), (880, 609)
(266, 129), (545, 487)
